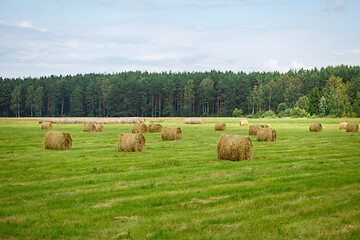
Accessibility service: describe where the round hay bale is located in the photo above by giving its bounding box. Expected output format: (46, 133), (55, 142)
(148, 123), (162, 133)
(339, 122), (348, 130)
(95, 124), (104, 132)
(83, 124), (96, 132)
(132, 123), (148, 133)
(257, 128), (277, 142)
(184, 119), (203, 124)
(44, 131), (72, 150)
(346, 123), (359, 132)
(214, 122), (226, 131)
(41, 122), (52, 130)
(248, 124), (269, 135)
(117, 133), (146, 152)
(309, 123), (322, 132)
(161, 127), (182, 141)
(240, 120), (248, 126)
(217, 134), (253, 161)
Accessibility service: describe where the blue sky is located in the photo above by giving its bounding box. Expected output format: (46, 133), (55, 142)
(0, 0), (359, 78)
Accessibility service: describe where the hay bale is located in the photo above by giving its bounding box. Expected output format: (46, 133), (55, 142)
(248, 124), (269, 135)
(41, 122), (52, 130)
(217, 134), (253, 161)
(117, 133), (146, 152)
(148, 123), (162, 133)
(309, 123), (322, 132)
(257, 128), (277, 142)
(95, 124), (104, 132)
(214, 122), (226, 131)
(185, 119), (203, 124)
(44, 131), (72, 150)
(346, 123), (359, 132)
(240, 120), (248, 126)
(132, 123), (148, 133)
(339, 122), (348, 130)
(83, 124), (96, 132)
(161, 127), (182, 141)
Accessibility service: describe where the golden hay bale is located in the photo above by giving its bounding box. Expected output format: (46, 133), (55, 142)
(161, 127), (182, 141)
(83, 124), (96, 132)
(257, 128), (277, 142)
(248, 124), (269, 135)
(41, 122), (52, 130)
(148, 123), (162, 133)
(346, 123), (359, 132)
(184, 119), (203, 124)
(44, 131), (72, 150)
(95, 124), (104, 132)
(117, 133), (146, 152)
(217, 134), (253, 161)
(132, 123), (148, 133)
(214, 122), (226, 131)
(309, 123), (322, 132)
(338, 122), (348, 130)
(240, 120), (248, 126)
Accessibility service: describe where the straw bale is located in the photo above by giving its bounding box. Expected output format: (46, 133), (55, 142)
(346, 123), (359, 132)
(132, 123), (148, 133)
(44, 131), (72, 150)
(95, 124), (104, 132)
(339, 122), (348, 130)
(248, 124), (269, 135)
(217, 134), (253, 161)
(41, 122), (52, 130)
(240, 120), (248, 126)
(185, 119), (203, 124)
(161, 127), (182, 141)
(83, 124), (96, 132)
(148, 123), (162, 133)
(214, 122), (226, 131)
(257, 128), (277, 142)
(117, 133), (146, 152)
(309, 123), (322, 132)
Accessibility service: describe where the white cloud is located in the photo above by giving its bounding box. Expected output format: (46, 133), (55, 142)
(345, 49), (360, 55)
(326, 0), (347, 11)
(0, 19), (48, 32)
(291, 61), (310, 70)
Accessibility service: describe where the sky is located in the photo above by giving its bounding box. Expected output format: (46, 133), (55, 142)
(0, 0), (359, 78)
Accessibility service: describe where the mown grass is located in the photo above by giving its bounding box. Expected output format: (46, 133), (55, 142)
(0, 118), (359, 239)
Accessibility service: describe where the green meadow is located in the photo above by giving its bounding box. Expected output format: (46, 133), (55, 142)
(0, 118), (359, 239)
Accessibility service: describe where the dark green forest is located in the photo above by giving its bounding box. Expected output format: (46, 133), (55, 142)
(1, 65), (360, 118)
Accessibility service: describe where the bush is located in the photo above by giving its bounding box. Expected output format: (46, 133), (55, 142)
(232, 108), (243, 117)
(262, 110), (276, 118)
(277, 103), (287, 113)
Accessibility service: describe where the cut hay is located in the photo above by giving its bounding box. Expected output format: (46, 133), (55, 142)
(132, 123), (148, 133)
(41, 122), (52, 130)
(309, 123), (322, 132)
(44, 131), (72, 150)
(161, 127), (182, 141)
(346, 123), (359, 132)
(248, 124), (269, 135)
(83, 124), (96, 132)
(257, 128), (277, 142)
(117, 133), (146, 152)
(240, 120), (248, 126)
(216, 134), (253, 161)
(185, 119), (203, 124)
(339, 122), (348, 130)
(214, 122), (226, 131)
(95, 124), (104, 132)
(148, 123), (162, 133)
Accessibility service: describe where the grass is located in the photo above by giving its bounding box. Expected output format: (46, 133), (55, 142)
(0, 117), (359, 239)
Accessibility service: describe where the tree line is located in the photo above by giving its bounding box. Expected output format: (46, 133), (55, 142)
(1, 65), (360, 118)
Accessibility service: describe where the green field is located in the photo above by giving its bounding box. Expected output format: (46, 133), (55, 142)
(0, 118), (359, 239)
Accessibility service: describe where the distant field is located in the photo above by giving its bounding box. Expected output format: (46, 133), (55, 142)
(0, 118), (359, 239)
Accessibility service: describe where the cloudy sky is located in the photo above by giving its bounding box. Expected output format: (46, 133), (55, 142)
(0, 0), (359, 78)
